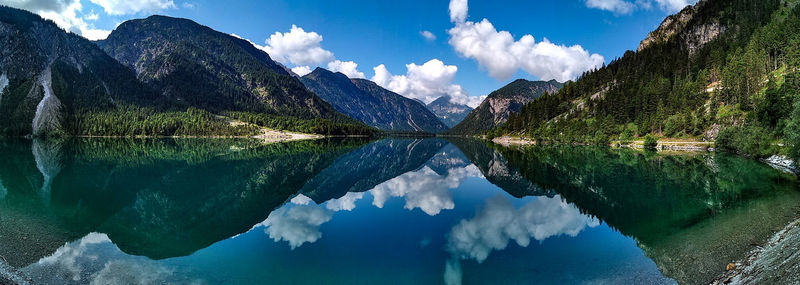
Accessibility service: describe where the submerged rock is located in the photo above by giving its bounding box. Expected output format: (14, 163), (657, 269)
(714, 219), (800, 284)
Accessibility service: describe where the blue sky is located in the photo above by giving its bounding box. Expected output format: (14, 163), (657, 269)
(4, 0), (697, 107)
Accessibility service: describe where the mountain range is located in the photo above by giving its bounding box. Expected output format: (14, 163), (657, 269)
(449, 79), (563, 135)
(97, 15), (349, 120)
(426, 96), (472, 128)
(0, 6), (567, 137)
(300, 68), (448, 133)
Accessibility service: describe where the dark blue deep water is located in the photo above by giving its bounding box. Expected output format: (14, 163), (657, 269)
(0, 138), (798, 284)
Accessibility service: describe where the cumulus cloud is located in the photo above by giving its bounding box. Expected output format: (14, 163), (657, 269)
(651, 0), (697, 12)
(371, 59), (483, 108)
(89, 0), (175, 15)
(447, 0), (604, 82)
(420, 30), (436, 41)
(4, 0), (111, 40)
(446, 195), (599, 263)
(449, 0), (468, 23)
(291, 66), (313, 77)
(327, 60), (365, 79)
(585, 0), (697, 14)
(586, 0), (636, 14)
(370, 165), (481, 216)
(261, 25), (335, 66)
(261, 205), (333, 249)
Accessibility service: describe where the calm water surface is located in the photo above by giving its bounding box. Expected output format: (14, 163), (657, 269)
(0, 138), (798, 284)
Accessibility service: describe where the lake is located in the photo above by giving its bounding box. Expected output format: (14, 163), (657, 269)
(0, 138), (798, 284)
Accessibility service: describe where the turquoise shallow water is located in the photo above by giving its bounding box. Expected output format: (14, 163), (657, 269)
(0, 138), (798, 284)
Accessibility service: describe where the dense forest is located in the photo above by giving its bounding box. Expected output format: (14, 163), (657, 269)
(496, 0), (800, 160)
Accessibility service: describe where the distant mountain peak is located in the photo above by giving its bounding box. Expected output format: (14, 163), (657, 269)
(448, 79), (562, 134)
(427, 96), (472, 128)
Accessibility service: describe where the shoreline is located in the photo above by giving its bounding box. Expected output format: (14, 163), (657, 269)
(491, 136), (715, 151)
(712, 218), (800, 284)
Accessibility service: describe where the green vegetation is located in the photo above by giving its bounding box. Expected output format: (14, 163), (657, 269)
(68, 107), (258, 137)
(227, 111), (376, 136)
(784, 97), (800, 160)
(494, 0), (800, 159)
(643, 134), (659, 150)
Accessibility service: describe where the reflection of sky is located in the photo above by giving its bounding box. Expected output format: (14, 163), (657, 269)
(12, 142), (674, 284)
(16, 157), (669, 285)
(447, 195), (600, 263)
(258, 163), (483, 249)
(444, 195), (600, 285)
(22, 233), (192, 285)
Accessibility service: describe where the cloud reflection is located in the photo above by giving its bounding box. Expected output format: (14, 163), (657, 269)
(446, 195), (599, 263)
(371, 165), (481, 216)
(26, 233), (187, 284)
(260, 205), (333, 249)
(259, 160), (481, 249)
(443, 195), (599, 284)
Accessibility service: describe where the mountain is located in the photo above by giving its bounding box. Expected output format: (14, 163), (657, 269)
(97, 15), (356, 123)
(449, 79), (562, 134)
(500, 0), (800, 158)
(0, 6), (156, 136)
(426, 96), (472, 127)
(300, 67), (448, 133)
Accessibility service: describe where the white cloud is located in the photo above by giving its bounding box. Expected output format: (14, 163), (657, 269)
(447, 0), (604, 82)
(586, 0), (636, 14)
(371, 59), (482, 108)
(420, 30), (436, 41)
(449, 0), (468, 23)
(291, 66), (313, 77)
(5, 0), (111, 40)
(89, 0), (175, 15)
(446, 195), (599, 263)
(262, 25), (335, 66)
(652, 0), (696, 13)
(260, 205), (333, 249)
(327, 60), (365, 79)
(585, 0), (697, 14)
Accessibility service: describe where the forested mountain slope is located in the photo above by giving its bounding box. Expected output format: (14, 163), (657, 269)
(97, 15), (373, 136)
(301, 68), (448, 133)
(498, 0), (800, 159)
(0, 6), (158, 136)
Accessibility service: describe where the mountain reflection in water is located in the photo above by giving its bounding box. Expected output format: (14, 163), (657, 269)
(0, 138), (798, 285)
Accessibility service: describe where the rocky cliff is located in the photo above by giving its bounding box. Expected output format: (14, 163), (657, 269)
(449, 79), (562, 134)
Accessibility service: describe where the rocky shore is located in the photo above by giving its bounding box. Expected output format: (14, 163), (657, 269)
(712, 219), (800, 284)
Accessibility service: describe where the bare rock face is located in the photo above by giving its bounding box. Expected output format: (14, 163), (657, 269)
(638, 0), (722, 55)
(0, 73), (8, 105)
(0, 6), (154, 136)
(31, 68), (64, 136)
